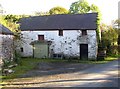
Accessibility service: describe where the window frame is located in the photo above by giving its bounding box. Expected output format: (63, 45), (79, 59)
(38, 35), (44, 41)
(58, 30), (63, 36)
(82, 30), (87, 36)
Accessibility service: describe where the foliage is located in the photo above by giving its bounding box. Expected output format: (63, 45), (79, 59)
(101, 26), (118, 46)
(0, 15), (19, 33)
(100, 23), (118, 56)
(118, 34), (120, 45)
(69, 0), (101, 15)
(69, 0), (101, 43)
(2, 60), (11, 69)
(0, 14), (29, 33)
(13, 51), (21, 64)
(114, 19), (120, 27)
(0, 15), (30, 64)
(49, 6), (68, 15)
(114, 19), (120, 45)
(69, 0), (90, 14)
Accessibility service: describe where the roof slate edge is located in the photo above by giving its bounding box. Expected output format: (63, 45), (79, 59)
(21, 28), (97, 31)
(19, 12), (98, 20)
(0, 24), (14, 35)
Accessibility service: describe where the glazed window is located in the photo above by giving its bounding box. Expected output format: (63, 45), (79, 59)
(59, 30), (63, 36)
(82, 30), (87, 35)
(38, 35), (44, 41)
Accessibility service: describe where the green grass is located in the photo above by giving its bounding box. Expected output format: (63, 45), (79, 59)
(108, 54), (120, 58)
(2, 58), (69, 80)
(1, 56), (119, 80)
(105, 56), (118, 61)
(2, 58), (43, 79)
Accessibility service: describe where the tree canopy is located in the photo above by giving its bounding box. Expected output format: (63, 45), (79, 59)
(49, 6), (68, 15)
(101, 26), (118, 46)
(0, 15), (22, 33)
(69, 0), (90, 14)
(114, 19), (120, 45)
(114, 19), (120, 28)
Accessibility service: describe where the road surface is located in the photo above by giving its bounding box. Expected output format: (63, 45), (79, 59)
(3, 60), (119, 88)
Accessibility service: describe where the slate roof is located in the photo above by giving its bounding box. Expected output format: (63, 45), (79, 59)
(0, 24), (14, 35)
(19, 13), (98, 31)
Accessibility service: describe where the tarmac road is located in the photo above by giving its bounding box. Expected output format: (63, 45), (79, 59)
(3, 60), (119, 88)
(72, 60), (119, 87)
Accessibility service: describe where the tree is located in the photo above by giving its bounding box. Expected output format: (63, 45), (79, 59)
(101, 25), (118, 46)
(100, 24), (118, 55)
(0, 15), (20, 33)
(112, 19), (120, 45)
(69, 0), (101, 43)
(69, 0), (90, 14)
(0, 15), (30, 63)
(69, 0), (101, 14)
(49, 6), (68, 15)
(114, 19), (120, 27)
(114, 19), (120, 45)
(118, 35), (120, 45)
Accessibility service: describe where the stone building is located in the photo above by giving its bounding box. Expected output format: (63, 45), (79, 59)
(18, 13), (98, 60)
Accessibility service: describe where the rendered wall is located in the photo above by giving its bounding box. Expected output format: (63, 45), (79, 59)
(20, 30), (97, 59)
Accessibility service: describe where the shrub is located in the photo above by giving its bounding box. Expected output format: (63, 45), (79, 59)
(13, 51), (22, 65)
(2, 59), (11, 69)
(107, 45), (119, 56)
(118, 45), (120, 55)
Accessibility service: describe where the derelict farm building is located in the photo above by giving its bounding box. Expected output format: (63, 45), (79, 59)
(19, 13), (98, 59)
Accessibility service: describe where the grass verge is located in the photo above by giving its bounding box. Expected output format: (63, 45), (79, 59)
(2, 58), (43, 80)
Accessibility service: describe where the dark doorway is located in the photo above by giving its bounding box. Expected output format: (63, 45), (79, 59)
(80, 44), (88, 60)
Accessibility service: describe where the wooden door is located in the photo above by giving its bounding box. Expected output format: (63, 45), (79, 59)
(34, 43), (48, 58)
(80, 44), (88, 60)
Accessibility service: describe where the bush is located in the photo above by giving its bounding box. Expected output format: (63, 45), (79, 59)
(2, 59), (11, 69)
(118, 45), (120, 55)
(107, 45), (119, 56)
(13, 51), (22, 64)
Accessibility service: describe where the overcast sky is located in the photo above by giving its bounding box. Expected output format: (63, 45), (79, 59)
(0, 0), (119, 25)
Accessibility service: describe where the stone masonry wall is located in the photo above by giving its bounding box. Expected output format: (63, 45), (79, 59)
(0, 35), (14, 66)
(20, 30), (97, 59)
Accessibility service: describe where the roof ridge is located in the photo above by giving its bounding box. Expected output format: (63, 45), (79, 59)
(22, 12), (98, 19)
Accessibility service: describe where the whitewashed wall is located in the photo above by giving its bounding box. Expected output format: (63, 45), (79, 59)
(20, 30), (97, 59)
